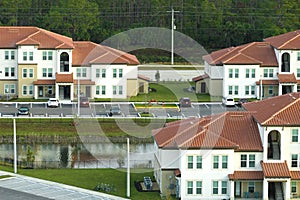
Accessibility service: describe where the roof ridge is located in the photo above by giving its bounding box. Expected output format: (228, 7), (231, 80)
(262, 95), (300, 125)
(16, 29), (40, 45)
(278, 32), (300, 49)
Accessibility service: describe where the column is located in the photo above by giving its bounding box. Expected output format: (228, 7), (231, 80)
(230, 180), (235, 200)
(263, 179), (268, 200)
(286, 179), (291, 200)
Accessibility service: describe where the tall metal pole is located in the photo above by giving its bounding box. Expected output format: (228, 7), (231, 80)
(171, 8), (174, 65)
(13, 118), (17, 174)
(77, 79), (80, 116)
(260, 76), (263, 100)
(127, 137), (130, 197)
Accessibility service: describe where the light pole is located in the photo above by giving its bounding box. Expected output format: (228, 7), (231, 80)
(167, 8), (180, 65)
(13, 118), (17, 173)
(77, 79), (80, 116)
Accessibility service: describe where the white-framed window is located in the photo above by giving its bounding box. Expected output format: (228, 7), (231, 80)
(22, 51), (34, 61)
(248, 182), (255, 193)
(229, 69), (233, 78)
(196, 181), (202, 194)
(196, 156), (202, 169)
(4, 84), (15, 94)
(22, 68), (27, 78)
(228, 68), (239, 78)
(29, 52), (33, 61)
(22, 85), (33, 96)
(186, 180), (202, 195)
(187, 181), (193, 195)
(213, 155), (228, 169)
(292, 129), (299, 142)
(101, 85), (106, 95)
(187, 155), (202, 169)
(4, 50), (15, 60)
(245, 85), (255, 95)
(102, 69), (106, 78)
(187, 156), (193, 169)
(245, 69), (250, 78)
(234, 85), (239, 95)
(251, 69), (255, 78)
(228, 86), (233, 95)
(221, 181), (227, 194)
(23, 52), (27, 61)
(96, 69), (100, 78)
(228, 85), (238, 95)
(292, 154), (300, 168)
(241, 154), (255, 168)
(112, 86), (117, 95)
(76, 68), (87, 78)
(297, 52), (300, 61)
(42, 51), (53, 60)
(263, 68), (274, 78)
(96, 85), (106, 95)
(212, 181), (218, 194)
(213, 156), (219, 169)
(118, 69), (123, 78)
(76, 68), (81, 77)
(235, 69), (239, 78)
(113, 68), (123, 78)
(222, 155), (228, 169)
(4, 67), (15, 77)
(297, 68), (300, 78)
(22, 85), (27, 95)
(29, 68), (34, 78)
(82, 68), (87, 77)
(268, 86), (274, 95)
(292, 181), (297, 193)
(118, 85), (123, 95)
(113, 69), (117, 78)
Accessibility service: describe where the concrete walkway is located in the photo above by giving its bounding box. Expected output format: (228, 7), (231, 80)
(0, 171), (129, 200)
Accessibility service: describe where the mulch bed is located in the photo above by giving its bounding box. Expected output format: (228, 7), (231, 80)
(134, 181), (160, 192)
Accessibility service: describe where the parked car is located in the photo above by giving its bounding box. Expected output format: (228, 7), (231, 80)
(179, 97), (191, 107)
(237, 98), (249, 107)
(110, 105), (121, 115)
(47, 98), (59, 107)
(80, 97), (90, 107)
(222, 96), (235, 107)
(17, 106), (30, 116)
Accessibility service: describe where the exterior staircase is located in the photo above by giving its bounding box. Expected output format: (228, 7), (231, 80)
(274, 182), (284, 200)
(272, 142), (280, 160)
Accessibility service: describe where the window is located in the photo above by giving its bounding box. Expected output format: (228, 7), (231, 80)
(264, 69), (274, 78)
(42, 68), (52, 78)
(234, 86), (239, 95)
(118, 69), (123, 78)
(222, 155), (228, 169)
(42, 68), (47, 77)
(241, 155), (247, 167)
(196, 181), (202, 194)
(22, 69), (27, 78)
(228, 86), (233, 95)
(5, 51), (9, 60)
(269, 69), (273, 77)
(118, 85), (123, 95)
(229, 69), (233, 78)
(292, 129), (299, 142)
(42, 51), (52, 60)
(251, 86), (255, 95)
(29, 52), (33, 61)
(4, 84), (15, 94)
(102, 86), (106, 95)
(96, 86), (100, 95)
(29, 69), (34, 78)
(213, 156), (219, 169)
(96, 69), (100, 78)
(221, 181), (227, 194)
(235, 69), (239, 78)
(213, 181), (218, 194)
(48, 68), (52, 77)
(245, 86), (249, 95)
(246, 69), (250, 78)
(22, 85), (27, 95)
(248, 182), (255, 193)
(292, 154), (298, 167)
(113, 86), (117, 95)
(77, 68), (81, 77)
(22, 85), (33, 96)
(187, 156), (193, 169)
(43, 51), (47, 60)
(251, 69), (255, 78)
(102, 69), (106, 78)
(263, 69), (268, 77)
(196, 156), (202, 169)
(292, 181), (297, 193)
(29, 85), (33, 95)
(5, 68), (9, 77)
(82, 68), (87, 77)
(298, 52), (300, 61)
(187, 181), (193, 194)
(23, 52), (27, 61)
(249, 155), (255, 167)
(268, 86), (274, 95)
(298, 85), (300, 92)
(48, 52), (53, 60)
(113, 69), (117, 78)
(297, 69), (300, 78)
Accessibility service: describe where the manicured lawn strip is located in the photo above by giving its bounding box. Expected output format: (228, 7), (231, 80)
(0, 175), (12, 179)
(19, 168), (161, 200)
(134, 103), (178, 108)
(0, 118), (174, 138)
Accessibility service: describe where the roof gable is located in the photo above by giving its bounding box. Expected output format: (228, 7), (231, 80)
(264, 30), (300, 50)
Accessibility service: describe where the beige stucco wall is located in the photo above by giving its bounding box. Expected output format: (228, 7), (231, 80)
(138, 79), (149, 94)
(208, 78), (223, 97)
(18, 64), (37, 98)
(195, 79), (208, 94)
(0, 80), (18, 98)
(160, 170), (177, 196)
(127, 79), (138, 97)
(241, 181), (263, 197)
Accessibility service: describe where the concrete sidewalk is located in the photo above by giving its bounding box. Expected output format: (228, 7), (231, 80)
(0, 171), (129, 200)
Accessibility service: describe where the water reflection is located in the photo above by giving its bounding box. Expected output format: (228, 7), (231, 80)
(0, 143), (154, 169)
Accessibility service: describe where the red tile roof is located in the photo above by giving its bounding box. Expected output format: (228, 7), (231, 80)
(264, 30), (300, 50)
(228, 171), (263, 180)
(33, 80), (55, 85)
(261, 161), (291, 178)
(138, 74), (150, 82)
(291, 171), (300, 180)
(74, 79), (95, 85)
(243, 92), (300, 126)
(192, 74), (209, 82)
(153, 112), (263, 151)
(0, 26), (74, 49)
(174, 169), (181, 177)
(56, 73), (74, 83)
(203, 42), (278, 67)
(277, 73), (297, 83)
(255, 80), (279, 85)
(72, 41), (139, 66)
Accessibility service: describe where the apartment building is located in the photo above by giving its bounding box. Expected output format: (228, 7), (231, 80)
(194, 30), (300, 99)
(153, 92), (300, 200)
(0, 26), (142, 101)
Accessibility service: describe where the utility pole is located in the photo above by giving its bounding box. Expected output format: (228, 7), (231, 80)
(167, 8), (180, 65)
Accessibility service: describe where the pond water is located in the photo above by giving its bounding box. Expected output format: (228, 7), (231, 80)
(0, 142), (154, 169)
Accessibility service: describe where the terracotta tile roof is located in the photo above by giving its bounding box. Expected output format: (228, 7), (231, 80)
(192, 74), (209, 82)
(203, 42), (278, 67)
(138, 74), (150, 82)
(74, 79), (95, 85)
(277, 73), (297, 83)
(255, 80), (279, 85)
(261, 161), (291, 178)
(0, 26), (74, 49)
(243, 92), (300, 126)
(291, 171), (300, 180)
(33, 80), (55, 85)
(264, 30), (300, 50)
(72, 41), (139, 66)
(228, 171), (263, 180)
(56, 73), (74, 83)
(174, 169), (181, 177)
(152, 112), (263, 151)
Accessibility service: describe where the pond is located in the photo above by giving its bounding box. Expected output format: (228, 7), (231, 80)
(0, 142), (154, 169)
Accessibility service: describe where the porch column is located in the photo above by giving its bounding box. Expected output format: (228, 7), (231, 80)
(278, 84), (282, 95)
(230, 180), (234, 200)
(286, 179), (291, 200)
(263, 179), (268, 200)
(55, 84), (59, 99)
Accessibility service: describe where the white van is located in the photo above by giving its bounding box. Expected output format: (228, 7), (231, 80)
(222, 96), (235, 107)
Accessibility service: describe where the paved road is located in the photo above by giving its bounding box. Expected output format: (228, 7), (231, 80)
(0, 171), (127, 200)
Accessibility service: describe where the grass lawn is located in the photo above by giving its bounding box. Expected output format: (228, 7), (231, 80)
(129, 82), (211, 102)
(3, 167), (162, 200)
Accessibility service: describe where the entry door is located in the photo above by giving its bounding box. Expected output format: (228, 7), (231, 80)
(38, 86), (43, 97)
(200, 82), (206, 93)
(85, 86), (91, 97)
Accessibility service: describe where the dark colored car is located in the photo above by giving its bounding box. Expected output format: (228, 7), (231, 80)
(179, 97), (191, 107)
(110, 105), (121, 115)
(80, 97), (90, 107)
(17, 107), (30, 116)
(237, 98), (249, 107)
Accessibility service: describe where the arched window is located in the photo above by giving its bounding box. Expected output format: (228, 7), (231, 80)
(60, 52), (69, 72)
(267, 130), (281, 160)
(281, 53), (290, 72)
